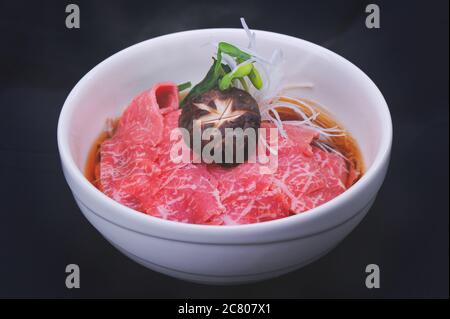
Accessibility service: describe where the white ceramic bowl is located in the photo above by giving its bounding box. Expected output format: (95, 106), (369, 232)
(57, 29), (392, 285)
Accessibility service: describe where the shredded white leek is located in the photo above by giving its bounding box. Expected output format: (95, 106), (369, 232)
(210, 18), (349, 159)
(240, 17), (256, 49)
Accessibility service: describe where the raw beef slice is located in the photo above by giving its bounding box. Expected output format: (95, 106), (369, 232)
(99, 83), (171, 211)
(208, 163), (290, 225)
(99, 83), (352, 225)
(100, 83), (225, 224)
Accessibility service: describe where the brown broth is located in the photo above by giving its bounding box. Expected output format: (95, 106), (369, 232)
(85, 96), (364, 187)
(85, 119), (118, 188)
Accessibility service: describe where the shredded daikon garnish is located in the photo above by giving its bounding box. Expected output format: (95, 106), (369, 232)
(240, 17), (256, 49)
(313, 140), (347, 160)
(205, 18), (348, 158)
(262, 96), (345, 136)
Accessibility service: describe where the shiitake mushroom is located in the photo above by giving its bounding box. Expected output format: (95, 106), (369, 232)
(179, 87), (261, 166)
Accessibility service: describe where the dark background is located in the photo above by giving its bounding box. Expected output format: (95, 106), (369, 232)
(0, 0), (448, 298)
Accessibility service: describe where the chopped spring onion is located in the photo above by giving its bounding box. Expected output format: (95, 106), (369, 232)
(219, 61), (254, 90)
(218, 42), (252, 61)
(177, 81), (192, 92)
(219, 42), (263, 91)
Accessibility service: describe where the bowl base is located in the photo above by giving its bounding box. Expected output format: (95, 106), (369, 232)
(114, 243), (336, 285)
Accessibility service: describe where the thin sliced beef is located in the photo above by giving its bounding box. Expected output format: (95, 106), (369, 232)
(99, 83), (353, 225)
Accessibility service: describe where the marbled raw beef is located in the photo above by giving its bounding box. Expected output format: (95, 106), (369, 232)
(99, 83), (353, 225)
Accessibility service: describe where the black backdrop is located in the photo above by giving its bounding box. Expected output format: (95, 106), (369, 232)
(0, 0), (448, 298)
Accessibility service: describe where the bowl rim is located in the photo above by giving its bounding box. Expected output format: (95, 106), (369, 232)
(57, 28), (392, 239)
